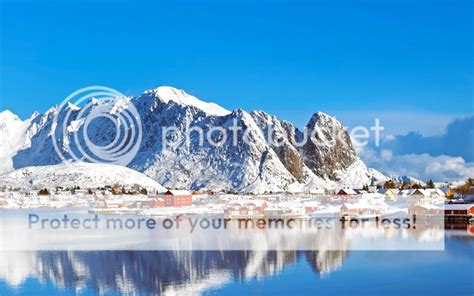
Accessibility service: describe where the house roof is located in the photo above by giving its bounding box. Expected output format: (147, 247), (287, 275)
(399, 189), (409, 195)
(464, 196), (474, 202)
(376, 188), (399, 195)
(411, 189), (431, 197)
(440, 188), (450, 193)
(444, 204), (474, 211)
(338, 188), (357, 195)
(244, 200), (267, 207)
(166, 190), (192, 196)
(413, 204), (442, 210)
(227, 199), (267, 207)
(424, 188), (445, 196)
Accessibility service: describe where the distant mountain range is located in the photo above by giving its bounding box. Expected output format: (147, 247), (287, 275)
(391, 175), (426, 186)
(0, 86), (388, 193)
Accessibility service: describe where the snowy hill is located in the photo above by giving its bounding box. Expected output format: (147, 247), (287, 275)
(0, 86), (386, 193)
(391, 175), (426, 185)
(0, 162), (166, 192)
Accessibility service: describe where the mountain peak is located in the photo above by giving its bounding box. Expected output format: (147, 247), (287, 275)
(0, 110), (20, 122)
(307, 111), (342, 129)
(144, 86), (231, 116)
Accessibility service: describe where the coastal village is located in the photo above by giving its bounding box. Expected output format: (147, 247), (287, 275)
(1, 178), (473, 226)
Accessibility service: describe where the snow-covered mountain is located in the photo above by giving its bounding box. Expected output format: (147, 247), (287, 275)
(0, 86), (386, 193)
(0, 162), (166, 192)
(391, 175), (426, 185)
(0, 110), (36, 174)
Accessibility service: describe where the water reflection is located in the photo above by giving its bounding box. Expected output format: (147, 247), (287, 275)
(0, 230), (472, 295)
(0, 249), (349, 295)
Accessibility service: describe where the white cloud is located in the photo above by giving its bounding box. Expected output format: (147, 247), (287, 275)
(360, 148), (474, 182)
(381, 149), (392, 161)
(374, 115), (474, 162)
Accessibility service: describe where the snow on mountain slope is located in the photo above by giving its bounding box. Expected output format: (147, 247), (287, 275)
(0, 86), (386, 192)
(335, 159), (388, 188)
(0, 162), (166, 191)
(144, 86), (231, 116)
(368, 168), (390, 183)
(130, 105), (298, 193)
(249, 110), (386, 190)
(392, 175), (425, 185)
(0, 110), (34, 174)
(251, 110), (306, 182)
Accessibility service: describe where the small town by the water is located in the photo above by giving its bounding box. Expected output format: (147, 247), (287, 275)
(2, 178), (473, 230)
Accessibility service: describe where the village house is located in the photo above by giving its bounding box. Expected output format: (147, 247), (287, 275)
(443, 204), (474, 220)
(377, 188), (400, 201)
(263, 207), (287, 217)
(408, 204), (442, 216)
(263, 202), (306, 217)
(336, 188), (357, 196)
(340, 202), (380, 218)
(163, 190), (193, 207)
(258, 194), (283, 202)
(309, 189), (326, 196)
(425, 188), (446, 198)
(407, 189), (444, 206)
(224, 200), (267, 217)
(335, 188), (357, 202)
(407, 189), (429, 206)
(357, 193), (386, 206)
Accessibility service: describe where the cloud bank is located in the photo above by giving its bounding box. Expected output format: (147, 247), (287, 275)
(381, 116), (474, 162)
(358, 116), (474, 182)
(360, 148), (474, 182)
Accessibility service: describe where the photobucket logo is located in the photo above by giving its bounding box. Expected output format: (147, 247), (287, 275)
(51, 86), (142, 166)
(160, 118), (384, 150)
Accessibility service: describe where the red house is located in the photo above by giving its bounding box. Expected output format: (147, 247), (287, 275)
(163, 190), (193, 207)
(335, 188), (357, 202)
(336, 188), (357, 196)
(444, 204), (474, 217)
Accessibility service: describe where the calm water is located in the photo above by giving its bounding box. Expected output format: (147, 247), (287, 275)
(0, 234), (472, 295)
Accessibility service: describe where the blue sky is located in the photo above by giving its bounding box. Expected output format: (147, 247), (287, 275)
(0, 0), (473, 180)
(1, 0), (472, 134)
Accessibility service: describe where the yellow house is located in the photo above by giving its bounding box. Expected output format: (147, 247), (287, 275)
(378, 188), (400, 201)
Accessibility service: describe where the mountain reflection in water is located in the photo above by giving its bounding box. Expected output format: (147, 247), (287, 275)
(0, 249), (346, 295)
(0, 234), (472, 295)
